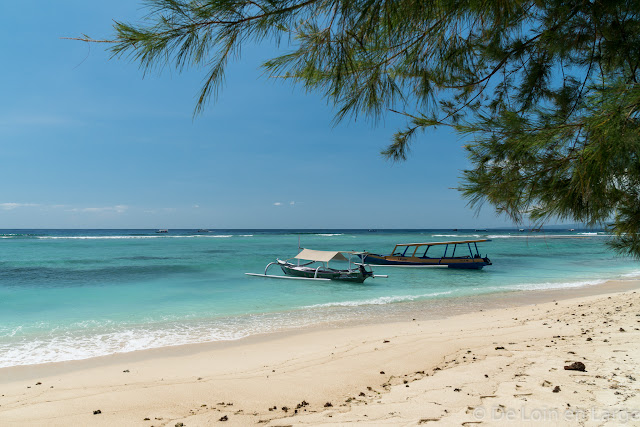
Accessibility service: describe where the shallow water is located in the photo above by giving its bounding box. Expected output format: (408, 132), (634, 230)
(1, 228), (637, 367)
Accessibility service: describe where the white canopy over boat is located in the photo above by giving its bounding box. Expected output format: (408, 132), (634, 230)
(294, 249), (353, 263)
(246, 248), (387, 281)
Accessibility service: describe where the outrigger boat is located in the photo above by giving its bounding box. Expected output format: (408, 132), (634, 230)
(356, 239), (492, 269)
(246, 248), (387, 282)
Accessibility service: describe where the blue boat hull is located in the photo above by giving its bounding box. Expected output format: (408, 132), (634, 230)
(358, 254), (491, 269)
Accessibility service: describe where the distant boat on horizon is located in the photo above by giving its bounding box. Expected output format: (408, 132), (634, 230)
(197, 229), (211, 233)
(156, 229), (168, 233)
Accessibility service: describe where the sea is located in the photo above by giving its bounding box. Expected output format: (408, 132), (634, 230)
(1, 228), (638, 369)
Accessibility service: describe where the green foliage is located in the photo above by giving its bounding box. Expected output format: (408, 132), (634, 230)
(105, 0), (640, 256)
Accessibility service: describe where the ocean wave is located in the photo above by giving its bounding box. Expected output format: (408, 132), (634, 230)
(315, 233), (344, 237)
(486, 234), (606, 239)
(303, 291), (453, 309)
(485, 234), (549, 239)
(619, 269), (640, 279)
(0, 309), (345, 368)
(31, 234), (238, 240)
(0, 326), (250, 368)
(37, 236), (163, 239)
(431, 234), (482, 238)
(506, 278), (607, 291)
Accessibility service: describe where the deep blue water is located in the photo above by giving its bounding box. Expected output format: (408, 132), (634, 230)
(1, 229), (637, 367)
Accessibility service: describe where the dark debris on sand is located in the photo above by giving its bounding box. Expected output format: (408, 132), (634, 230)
(564, 362), (586, 372)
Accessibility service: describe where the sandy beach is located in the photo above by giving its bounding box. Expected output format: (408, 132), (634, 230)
(2, 280), (640, 426)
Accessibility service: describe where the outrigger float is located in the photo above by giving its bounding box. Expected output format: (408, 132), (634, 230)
(355, 239), (492, 269)
(246, 248), (388, 282)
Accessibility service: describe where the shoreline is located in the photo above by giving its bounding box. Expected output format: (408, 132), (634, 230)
(2, 278), (640, 425)
(3, 275), (639, 375)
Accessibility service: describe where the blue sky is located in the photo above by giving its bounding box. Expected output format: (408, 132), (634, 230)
(0, 1), (518, 229)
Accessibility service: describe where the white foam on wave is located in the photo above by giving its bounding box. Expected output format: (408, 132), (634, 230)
(619, 269), (640, 279)
(486, 234), (551, 239)
(303, 291), (453, 309)
(487, 233), (607, 239)
(39, 236), (161, 239)
(467, 278), (609, 295)
(35, 234), (238, 240)
(0, 324), (251, 369)
(315, 233), (344, 237)
(0, 310), (339, 368)
(432, 234), (482, 238)
(506, 278), (607, 291)
(431, 234), (480, 237)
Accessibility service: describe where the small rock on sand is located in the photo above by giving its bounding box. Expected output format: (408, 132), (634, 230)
(564, 362), (586, 372)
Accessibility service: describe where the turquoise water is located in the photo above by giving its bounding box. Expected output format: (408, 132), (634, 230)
(1, 229), (638, 367)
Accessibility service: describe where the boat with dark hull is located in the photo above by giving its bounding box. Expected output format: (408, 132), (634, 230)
(277, 259), (373, 282)
(246, 248), (387, 282)
(357, 240), (492, 269)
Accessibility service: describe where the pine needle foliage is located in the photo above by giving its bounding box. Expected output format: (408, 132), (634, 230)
(105, 0), (640, 256)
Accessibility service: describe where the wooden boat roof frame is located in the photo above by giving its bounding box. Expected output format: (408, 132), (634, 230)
(392, 239), (491, 248)
(390, 239), (491, 258)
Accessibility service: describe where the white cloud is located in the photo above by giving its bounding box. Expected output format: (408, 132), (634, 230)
(193, 204), (200, 208)
(0, 203), (39, 210)
(69, 205), (128, 214)
(289, 201), (295, 206)
(1, 203), (131, 215)
(273, 202), (282, 206)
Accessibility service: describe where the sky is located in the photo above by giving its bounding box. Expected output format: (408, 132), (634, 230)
(0, 1), (520, 229)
